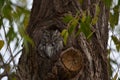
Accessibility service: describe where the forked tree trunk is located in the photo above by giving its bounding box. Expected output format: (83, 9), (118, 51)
(18, 0), (109, 80)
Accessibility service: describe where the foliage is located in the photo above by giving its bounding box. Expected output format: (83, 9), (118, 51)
(0, 0), (32, 80)
(62, 0), (120, 80)
(108, 0), (120, 79)
(61, 4), (99, 43)
(0, 40), (4, 50)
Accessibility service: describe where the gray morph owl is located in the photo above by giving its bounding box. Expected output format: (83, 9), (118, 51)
(38, 29), (63, 59)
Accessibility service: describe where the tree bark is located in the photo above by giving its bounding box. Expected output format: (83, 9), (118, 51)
(18, 0), (110, 80)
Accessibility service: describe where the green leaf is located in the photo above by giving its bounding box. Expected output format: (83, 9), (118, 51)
(0, 0), (5, 11)
(95, 4), (100, 16)
(112, 72), (118, 80)
(63, 13), (73, 23)
(2, 3), (12, 21)
(81, 11), (86, 22)
(23, 35), (34, 53)
(6, 27), (17, 44)
(113, 5), (119, 25)
(109, 10), (119, 29)
(91, 16), (98, 25)
(63, 31), (68, 45)
(91, 4), (100, 25)
(118, 0), (120, 6)
(24, 34), (34, 47)
(116, 44), (120, 52)
(111, 35), (120, 52)
(111, 36), (118, 44)
(68, 18), (78, 34)
(113, 5), (119, 13)
(18, 26), (34, 52)
(61, 29), (67, 36)
(0, 40), (4, 50)
(85, 15), (91, 24)
(0, 17), (3, 29)
(87, 31), (94, 39)
(109, 13), (115, 29)
(80, 22), (92, 38)
(103, 0), (113, 8)
(78, 0), (83, 4)
(61, 29), (69, 45)
(118, 78), (120, 80)
(23, 15), (30, 29)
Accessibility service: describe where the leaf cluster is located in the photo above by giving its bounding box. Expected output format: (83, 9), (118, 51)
(0, 0), (33, 80)
(61, 0), (120, 80)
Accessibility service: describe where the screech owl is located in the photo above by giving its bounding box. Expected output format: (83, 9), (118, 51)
(38, 29), (63, 60)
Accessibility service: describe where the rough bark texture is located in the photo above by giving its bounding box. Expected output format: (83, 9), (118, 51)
(18, 0), (110, 80)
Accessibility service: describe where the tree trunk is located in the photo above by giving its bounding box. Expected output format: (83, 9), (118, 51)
(18, 0), (109, 80)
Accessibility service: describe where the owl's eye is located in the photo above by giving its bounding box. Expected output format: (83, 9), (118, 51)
(52, 43), (55, 46)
